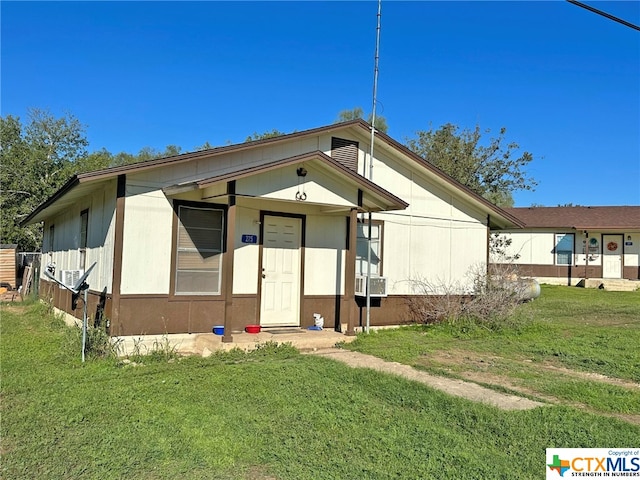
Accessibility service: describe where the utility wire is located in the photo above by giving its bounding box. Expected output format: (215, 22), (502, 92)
(566, 0), (640, 31)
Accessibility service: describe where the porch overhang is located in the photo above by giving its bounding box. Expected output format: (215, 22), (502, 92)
(162, 151), (409, 214)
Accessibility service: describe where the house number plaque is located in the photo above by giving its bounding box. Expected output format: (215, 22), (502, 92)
(241, 234), (258, 244)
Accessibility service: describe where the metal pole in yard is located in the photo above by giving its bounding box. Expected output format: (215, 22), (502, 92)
(366, 0), (382, 334)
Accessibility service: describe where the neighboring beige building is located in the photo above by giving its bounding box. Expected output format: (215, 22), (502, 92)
(493, 206), (640, 285)
(22, 120), (521, 339)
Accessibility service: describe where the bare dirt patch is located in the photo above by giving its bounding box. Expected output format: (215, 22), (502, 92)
(0, 303), (26, 314)
(417, 349), (640, 425)
(422, 349), (640, 390)
(310, 348), (544, 410)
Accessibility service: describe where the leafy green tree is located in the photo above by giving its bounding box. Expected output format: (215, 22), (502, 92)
(245, 129), (286, 142)
(1, 109), (89, 250)
(336, 107), (388, 133)
(405, 124), (536, 207)
(194, 141), (215, 151)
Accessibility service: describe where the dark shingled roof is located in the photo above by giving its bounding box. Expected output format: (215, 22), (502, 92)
(505, 206), (640, 230)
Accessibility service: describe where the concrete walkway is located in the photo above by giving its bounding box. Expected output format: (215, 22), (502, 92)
(307, 348), (546, 411)
(113, 328), (357, 357)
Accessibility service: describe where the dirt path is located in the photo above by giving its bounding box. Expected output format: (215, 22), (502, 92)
(307, 348), (545, 411)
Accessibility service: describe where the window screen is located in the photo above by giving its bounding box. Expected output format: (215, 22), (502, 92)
(175, 205), (224, 295)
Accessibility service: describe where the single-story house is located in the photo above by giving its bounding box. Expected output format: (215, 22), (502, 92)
(22, 119), (522, 340)
(493, 206), (640, 285)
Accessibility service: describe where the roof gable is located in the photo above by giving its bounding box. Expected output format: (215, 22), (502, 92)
(163, 151), (408, 213)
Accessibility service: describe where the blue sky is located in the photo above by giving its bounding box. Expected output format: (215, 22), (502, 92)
(2, 1), (639, 207)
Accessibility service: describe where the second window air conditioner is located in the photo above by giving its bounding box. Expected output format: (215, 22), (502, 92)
(355, 275), (387, 297)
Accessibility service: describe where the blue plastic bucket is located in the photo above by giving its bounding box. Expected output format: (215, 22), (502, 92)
(212, 325), (224, 335)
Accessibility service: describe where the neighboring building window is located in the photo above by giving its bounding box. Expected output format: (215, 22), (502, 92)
(356, 219), (383, 276)
(175, 204), (224, 295)
(331, 137), (359, 171)
(79, 210), (88, 270)
(555, 233), (574, 265)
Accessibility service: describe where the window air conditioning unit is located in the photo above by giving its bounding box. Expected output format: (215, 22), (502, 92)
(355, 275), (388, 297)
(60, 270), (84, 288)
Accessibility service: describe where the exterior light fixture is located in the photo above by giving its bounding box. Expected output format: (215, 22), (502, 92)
(296, 166), (307, 201)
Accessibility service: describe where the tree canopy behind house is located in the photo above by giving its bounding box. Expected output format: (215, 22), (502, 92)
(0, 110), (210, 250)
(405, 124), (537, 207)
(336, 107), (389, 134)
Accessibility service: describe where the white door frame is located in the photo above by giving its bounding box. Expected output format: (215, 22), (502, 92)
(602, 234), (624, 279)
(258, 213), (304, 327)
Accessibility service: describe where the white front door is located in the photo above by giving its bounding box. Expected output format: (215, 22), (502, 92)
(260, 215), (302, 326)
(602, 234), (623, 278)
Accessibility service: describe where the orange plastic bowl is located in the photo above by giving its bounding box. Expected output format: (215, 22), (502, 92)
(245, 325), (261, 334)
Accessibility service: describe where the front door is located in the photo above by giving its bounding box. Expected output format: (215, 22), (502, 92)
(602, 234), (623, 278)
(260, 215), (302, 326)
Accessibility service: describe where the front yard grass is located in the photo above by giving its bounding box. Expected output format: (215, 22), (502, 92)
(1, 290), (639, 479)
(346, 285), (640, 418)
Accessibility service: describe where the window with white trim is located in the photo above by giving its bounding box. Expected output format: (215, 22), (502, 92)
(356, 220), (383, 276)
(555, 233), (574, 265)
(175, 204), (224, 295)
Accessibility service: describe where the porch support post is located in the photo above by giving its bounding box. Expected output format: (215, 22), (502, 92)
(110, 174), (126, 335)
(222, 181), (236, 343)
(486, 214), (491, 277)
(344, 207), (358, 336)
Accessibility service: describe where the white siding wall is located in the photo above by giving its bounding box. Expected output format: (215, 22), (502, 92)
(135, 138), (320, 190)
(378, 213), (487, 294)
(236, 163), (357, 207)
(493, 231), (557, 265)
(624, 233), (639, 267)
(42, 180), (117, 293)
(120, 182), (174, 294)
(232, 206), (260, 295)
(365, 147), (489, 295)
(494, 231), (640, 268)
(304, 215), (346, 296)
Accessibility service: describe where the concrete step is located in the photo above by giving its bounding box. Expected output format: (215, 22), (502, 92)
(601, 279), (640, 292)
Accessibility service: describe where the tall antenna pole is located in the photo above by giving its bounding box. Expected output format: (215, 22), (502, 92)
(365, 0), (382, 334)
(369, 0), (382, 181)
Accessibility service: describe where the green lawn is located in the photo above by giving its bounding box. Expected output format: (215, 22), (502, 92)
(346, 285), (640, 416)
(2, 292), (639, 479)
